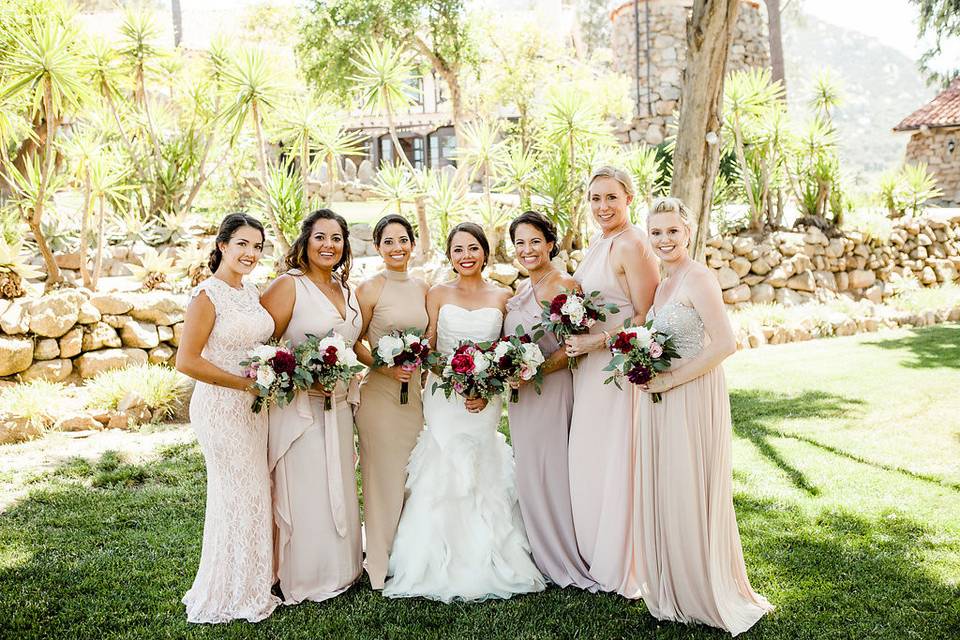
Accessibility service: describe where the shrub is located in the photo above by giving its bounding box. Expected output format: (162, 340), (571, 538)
(0, 380), (64, 428)
(84, 364), (188, 422)
(889, 283), (960, 314)
(843, 207), (895, 244)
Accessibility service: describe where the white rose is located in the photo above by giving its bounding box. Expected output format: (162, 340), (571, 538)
(493, 341), (512, 359)
(403, 333), (422, 348)
(341, 348), (360, 367)
(473, 352), (490, 374)
(318, 333), (347, 355)
(561, 298), (585, 325)
(250, 344), (278, 362)
(376, 334), (405, 365)
(629, 326), (652, 345)
(521, 343), (545, 367)
(256, 366), (276, 388)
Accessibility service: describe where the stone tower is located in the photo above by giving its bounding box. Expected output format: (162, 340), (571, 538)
(609, 0), (771, 146)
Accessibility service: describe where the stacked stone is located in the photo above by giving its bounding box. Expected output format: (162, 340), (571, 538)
(0, 290), (185, 381)
(703, 213), (960, 307)
(903, 128), (960, 204)
(609, 0), (770, 146)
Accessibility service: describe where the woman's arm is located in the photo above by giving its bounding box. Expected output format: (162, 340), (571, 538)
(175, 292), (255, 392)
(352, 275), (384, 368)
(620, 232), (660, 326)
(259, 275), (295, 340)
(645, 268), (736, 393)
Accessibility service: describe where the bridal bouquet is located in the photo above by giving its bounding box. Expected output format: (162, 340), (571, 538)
(295, 331), (364, 410)
(490, 329), (545, 403)
(537, 288), (620, 369)
(240, 342), (307, 413)
(373, 329), (431, 405)
(431, 340), (507, 402)
(602, 322), (680, 403)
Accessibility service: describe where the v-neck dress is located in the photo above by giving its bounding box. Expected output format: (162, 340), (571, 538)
(268, 271), (363, 604)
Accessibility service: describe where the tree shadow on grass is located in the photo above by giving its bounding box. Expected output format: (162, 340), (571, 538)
(2, 446), (959, 639)
(731, 389), (960, 494)
(864, 324), (960, 370)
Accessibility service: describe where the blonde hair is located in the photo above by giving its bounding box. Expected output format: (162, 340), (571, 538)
(588, 165), (636, 199)
(649, 197), (692, 226)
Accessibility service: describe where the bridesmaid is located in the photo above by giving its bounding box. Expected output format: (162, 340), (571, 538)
(353, 214), (429, 590)
(503, 211), (599, 592)
(563, 166), (659, 596)
(260, 209), (363, 604)
(176, 213), (279, 623)
(634, 197), (773, 634)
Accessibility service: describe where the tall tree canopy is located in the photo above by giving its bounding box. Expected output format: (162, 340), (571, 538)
(911, 0), (960, 85)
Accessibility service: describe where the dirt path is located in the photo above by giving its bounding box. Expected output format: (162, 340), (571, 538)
(1, 424), (196, 512)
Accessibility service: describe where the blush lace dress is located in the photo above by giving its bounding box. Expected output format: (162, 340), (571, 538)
(182, 277), (280, 624)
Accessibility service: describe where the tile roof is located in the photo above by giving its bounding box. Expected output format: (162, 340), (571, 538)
(894, 78), (960, 131)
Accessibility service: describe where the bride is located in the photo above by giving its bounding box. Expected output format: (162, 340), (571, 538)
(383, 222), (545, 602)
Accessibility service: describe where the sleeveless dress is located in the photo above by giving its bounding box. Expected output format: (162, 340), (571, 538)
(383, 304), (546, 602)
(504, 280), (599, 592)
(354, 269), (429, 589)
(633, 292), (773, 635)
(268, 272), (363, 604)
(568, 229), (641, 597)
(182, 277), (280, 624)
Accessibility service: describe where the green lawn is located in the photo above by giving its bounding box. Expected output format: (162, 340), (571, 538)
(2, 325), (959, 639)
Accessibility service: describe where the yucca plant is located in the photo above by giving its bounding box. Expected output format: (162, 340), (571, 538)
(495, 141), (538, 210)
(116, 3), (164, 161)
(422, 168), (468, 243)
(809, 69), (843, 123)
(621, 143), (663, 220)
(373, 161), (419, 216)
(0, 237), (42, 298)
(219, 46), (288, 252)
(900, 162), (943, 217)
(88, 151), (132, 289)
(255, 162), (317, 244)
(530, 143), (577, 238)
(176, 240), (212, 287)
(129, 246), (180, 290)
(350, 40), (419, 169)
(0, 15), (91, 285)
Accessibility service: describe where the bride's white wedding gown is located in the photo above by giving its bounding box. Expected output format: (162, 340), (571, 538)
(382, 304), (546, 602)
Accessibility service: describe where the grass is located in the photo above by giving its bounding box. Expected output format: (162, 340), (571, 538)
(2, 326), (960, 638)
(890, 282), (960, 314)
(83, 364), (189, 422)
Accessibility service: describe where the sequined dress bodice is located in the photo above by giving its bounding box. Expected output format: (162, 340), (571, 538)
(646, 302), (705, 359)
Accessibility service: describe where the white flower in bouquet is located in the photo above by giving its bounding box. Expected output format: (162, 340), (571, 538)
(341, 347), (360, 367)
(493, 341), (512, 359)
(251, 344), (279, 362)
(318, 334), (347, 354)
(521, 343), (545, 367)
(473, 351), (490, 374)
(561, 297), (586, 325)
(376, 334), (405, 366)
(443, 364), (453, 377)
(403, 332), (423, 348)
(628, 325), (653, 345)
(256, 366), (276, 388)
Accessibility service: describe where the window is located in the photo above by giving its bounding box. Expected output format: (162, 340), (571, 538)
(428, 126), (457, 168)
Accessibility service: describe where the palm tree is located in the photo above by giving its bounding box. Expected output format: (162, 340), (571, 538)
(350, 40), (419, 170)
(87, 151), (132, 289)
(63, 126), (100, 287)
(220, 46), (289, 252)
(117, 5), (164, 163)
(809, 70), (843, 123)
(458, 118), (504, 212)
(495, 141), (538, 210)
(372, 161), (418, 216)
(0, 18), (89, 285)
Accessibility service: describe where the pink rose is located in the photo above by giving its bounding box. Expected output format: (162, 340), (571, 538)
(550, 312), (561, 322)
(649, 341), (664, 358)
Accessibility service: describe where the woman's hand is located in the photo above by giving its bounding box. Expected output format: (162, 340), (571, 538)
(464, 396), (488, 413)
(380, 364), (415, 383)
(640, 372), (674, 395)
(564, 332), (606, 358)
(508, 377), (528, 390)
(311, 381), (332, 396)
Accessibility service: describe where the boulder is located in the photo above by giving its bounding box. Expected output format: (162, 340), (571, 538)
(55, 413), (102, 432)
(776, 288), (812, 307)
(848, 269), (876, 289)
(722, 284), (751, 304)
(120, 319), (160, 349)
(21, 358), (73, 383)
(54, 251), (82, 270)
(732, 236), (756, 256)
(81, 322), (123, 351)
(825, 238), (845, 258)
(865, 284), (884, 304)
(28, 290), (84, 337)
(59, 326), (84, 358)
(75, 347), (148, 379)
(102, 314), (128, 329)
(342, 157), (358, 181)
(127, 292), (186, 326)
(77, 301), (102, 324)
(714, 266), (740, 290)
(349, 223), (374, 242)
(33, 338), (60, 361)
(813, 270), (838, 291)
(148, 344), (175, 364)
(730, 256), (752, 278)
(750, 257), (772, 275)
(90, 293), (133, 315)
(0, 336), (33, 376)
(157, 325), (174, 342)
(749, 283), (776, 303)
(921, 266), (937, 284)
(836, 271), (850, 291)
(488, 263), (519, 286)
(171, 322), (184, 347)
(786, 271), (816, 293)
(357, 159), (375, 184)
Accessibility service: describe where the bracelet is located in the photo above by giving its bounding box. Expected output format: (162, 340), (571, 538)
(601, 330), (611, 345)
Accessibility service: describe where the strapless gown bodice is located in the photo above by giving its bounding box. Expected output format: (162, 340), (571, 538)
(435, 304), (503, 355)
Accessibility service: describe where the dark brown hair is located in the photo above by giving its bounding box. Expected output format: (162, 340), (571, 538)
(373, 214), (416, 246)
(209, 213), (265, 272)
(284, 209), (352, 286)
(446, 222), (490, 269)
(508, 210), (559, 259)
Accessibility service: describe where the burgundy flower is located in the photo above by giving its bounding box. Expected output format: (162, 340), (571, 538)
(519, 334), (531, 344)
(549, 294), (567, 315)
(498, 355), (511, 369)
(271, 350), (297, 375)
(322, 345), (338, 365)
(627, 364), (654, 385)
(410, 342), (423, 354)
(450, 353), (475, 374)
(612, 332), (633, 353)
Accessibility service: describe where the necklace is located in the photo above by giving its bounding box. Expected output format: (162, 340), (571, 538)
(528, 268), (555, 293)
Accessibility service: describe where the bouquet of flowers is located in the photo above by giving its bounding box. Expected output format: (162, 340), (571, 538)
(431, 340), (507, 402)
(295, 331), (365, 410)
(240, 342), (307, 413)
(490, 328), (545, 403)
(537, 288), (620, 369)
(373, 329), (431, 405)
(602, 322), (680, 403)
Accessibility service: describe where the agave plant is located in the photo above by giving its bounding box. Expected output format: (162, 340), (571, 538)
(129, 246), (181, 290)
(0, 237), (42, 299)
(900, 162), (943, 217)
(176, 240), (212, 287)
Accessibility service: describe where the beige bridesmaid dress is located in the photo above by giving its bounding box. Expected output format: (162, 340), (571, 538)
(268, 272), (363, 604)
(633, 291), (773, 635)
(354, 269), (428, 589)
(568, 229), (641, 597)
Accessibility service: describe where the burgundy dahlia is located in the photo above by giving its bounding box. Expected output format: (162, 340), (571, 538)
(271, 350), (297, 375)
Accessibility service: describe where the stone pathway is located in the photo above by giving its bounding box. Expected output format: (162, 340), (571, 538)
(0, 424), (195, 512)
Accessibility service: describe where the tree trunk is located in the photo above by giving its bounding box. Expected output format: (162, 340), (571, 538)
(767, 0), (786, 97)
(79, 170), (93, 288)
(301, 135), (311, 216)
(326, 155), (336, 203)
(252, 100), (291, 253)
(409, 35), (465, 151)
(414, 195), (432, 264)
(670, 0), (741, 262)
(171, 0), (183, 47)
(33, 78), (62, 286)
(92, 196), (105, 291)
(385, 103), (413, 170)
